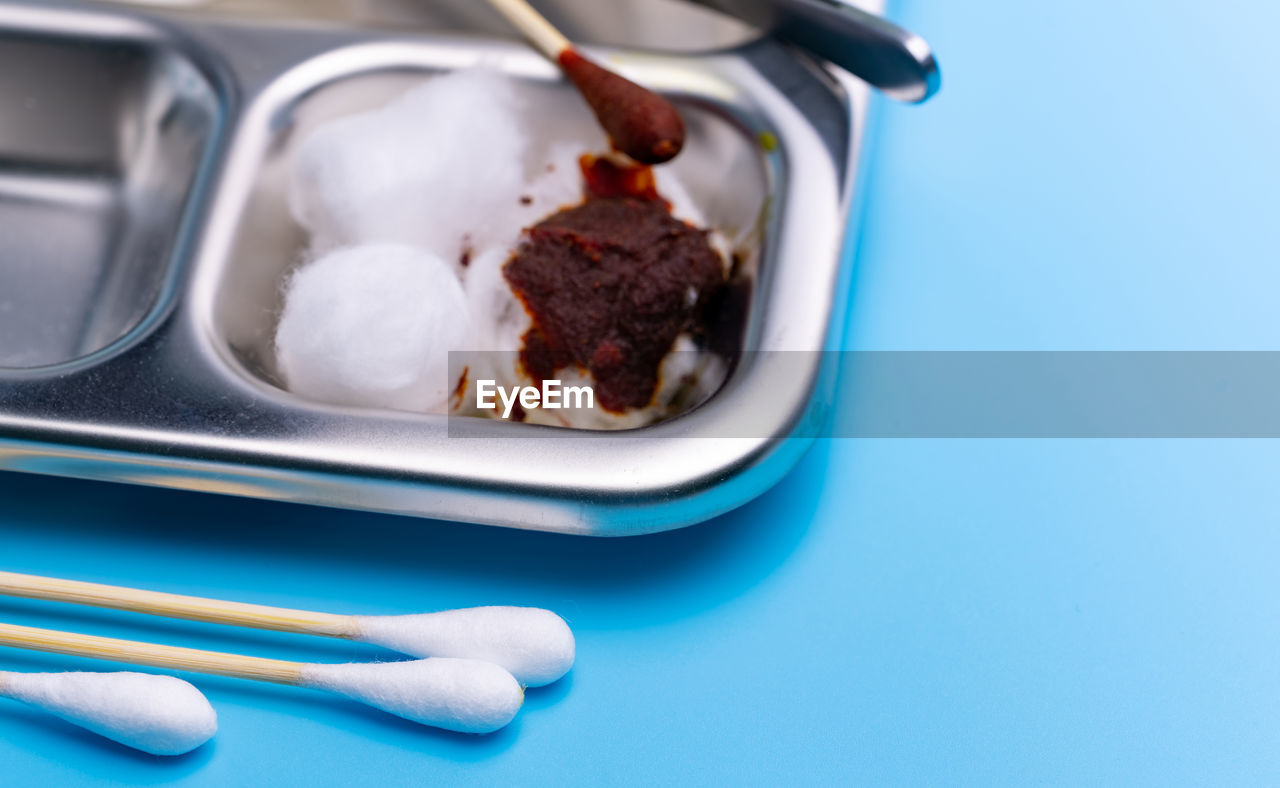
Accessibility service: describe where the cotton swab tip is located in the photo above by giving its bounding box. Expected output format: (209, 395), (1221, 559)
(557, 48), (685, 164)
(299, 658), (523, 734)
(352, 606), (575, 687)
(0, 671), (216, 756)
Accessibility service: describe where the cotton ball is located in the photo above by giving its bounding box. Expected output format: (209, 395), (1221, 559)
(353, 607), (575, 688)
(508, 141), (589, 230)
(299, 658), (523, 734)
(514, 81), (608, 170)
(463, 247), (527, 352)
(653, 333), (729, 412)
(289, 69), (530, 263)
(454, 246), (528, 413)
(275, 243), (472, 412)
(0, 671), (216, 756)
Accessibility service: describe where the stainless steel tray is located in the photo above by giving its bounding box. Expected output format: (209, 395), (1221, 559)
(0, 0), (871, 535)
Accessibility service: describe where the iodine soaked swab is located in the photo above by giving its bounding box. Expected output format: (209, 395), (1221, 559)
(0, 571), (574, 687)
(0, 622), (523, 734)
(485, 0), (685, 163)
(0, 669), (216, 756)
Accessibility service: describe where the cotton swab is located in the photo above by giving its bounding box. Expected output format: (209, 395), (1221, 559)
(351, 607), (574, 688)
(0, 669), (216, 756)
(484, 0), (686, 163)
(0, 571), (574, 687)
(0, 622), (523, 734)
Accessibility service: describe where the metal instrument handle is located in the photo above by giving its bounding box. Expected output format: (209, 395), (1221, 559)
(690, 0), (940, 102)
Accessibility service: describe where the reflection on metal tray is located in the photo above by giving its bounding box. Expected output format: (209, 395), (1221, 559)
(0, 0), (873, 536)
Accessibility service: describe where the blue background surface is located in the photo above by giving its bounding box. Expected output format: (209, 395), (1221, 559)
(3, 0), (1279, 783)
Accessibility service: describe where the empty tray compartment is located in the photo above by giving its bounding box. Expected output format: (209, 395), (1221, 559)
(0, 16), (220, 368)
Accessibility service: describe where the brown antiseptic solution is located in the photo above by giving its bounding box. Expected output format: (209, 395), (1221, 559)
(503, 155), (726, 413)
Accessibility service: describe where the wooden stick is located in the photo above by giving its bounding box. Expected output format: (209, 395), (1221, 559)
(0, 621), (304, 685)
(0, 570), (357, 640)
(485, 0), (571, 61)
(480, 0), (686, 164)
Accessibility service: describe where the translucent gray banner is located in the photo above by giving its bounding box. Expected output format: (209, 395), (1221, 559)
(829, 352), (1280, 438)
(447, 352), (1280, 437)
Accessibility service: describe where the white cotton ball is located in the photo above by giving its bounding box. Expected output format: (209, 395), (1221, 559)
(289, 69), (530, 263)
(463, 247), (527, 353)
(0, 671), (216, 756)
(508, 141), (588, 230)
(299, 658), (523, 734)
(353, 607), (575, 688)
(455, 246), (530, 414)
(275, 243), (473, 412)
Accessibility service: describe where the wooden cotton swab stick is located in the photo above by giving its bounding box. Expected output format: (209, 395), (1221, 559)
(484, 0), (686, 164)
(0, 571), (574, 687)
(0, 621), (523, 734)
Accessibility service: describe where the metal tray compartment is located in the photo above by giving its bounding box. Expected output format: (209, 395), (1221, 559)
(0, 9), (219, 368)
(0, 1), (869, 536)
(208, 54), (770, 393)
